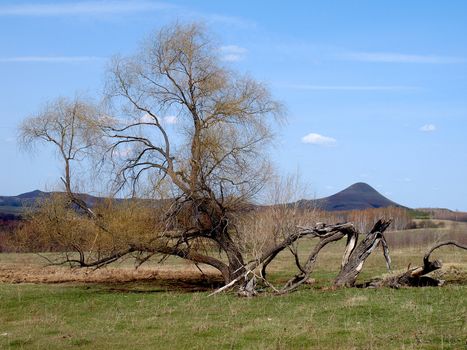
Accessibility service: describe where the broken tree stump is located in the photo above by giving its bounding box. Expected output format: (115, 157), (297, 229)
(377, 240), (467, 288)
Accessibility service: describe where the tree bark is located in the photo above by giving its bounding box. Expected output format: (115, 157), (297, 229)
(369, 240), (467, 288)
(334, 219), (392, 287)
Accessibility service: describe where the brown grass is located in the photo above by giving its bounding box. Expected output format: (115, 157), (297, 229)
(0, 253), (221, 286)
(386, 220), (467, 249)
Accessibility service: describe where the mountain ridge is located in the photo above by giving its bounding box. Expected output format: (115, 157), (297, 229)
(0, 182), (405, 219)
(296, 182), (404, 211)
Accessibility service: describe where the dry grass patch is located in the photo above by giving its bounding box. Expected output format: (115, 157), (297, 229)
(0, 253), (224, 292)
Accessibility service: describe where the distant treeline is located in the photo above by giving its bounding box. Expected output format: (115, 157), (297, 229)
(416, 208), (467, 222)
(0, 205), (464, 253)
(0, 218), (21, 252)
(314, 206), (412, 233)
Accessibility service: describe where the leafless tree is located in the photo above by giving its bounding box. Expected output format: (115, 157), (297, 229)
(19, 23), (285, 284)
(19, 96), (108, 217)
(97, 22), (288, 283)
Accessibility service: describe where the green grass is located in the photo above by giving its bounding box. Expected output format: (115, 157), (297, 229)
(1, 235), (467, 349)
(0, 283), (466, 349)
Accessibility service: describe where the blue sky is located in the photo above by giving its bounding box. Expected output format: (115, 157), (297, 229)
(0, 0), (466, 210)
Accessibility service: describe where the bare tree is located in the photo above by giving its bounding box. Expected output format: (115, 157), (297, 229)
(90, 22), (285, 283)
(19, 97), (107, 217)
(18, 23), (284, 285)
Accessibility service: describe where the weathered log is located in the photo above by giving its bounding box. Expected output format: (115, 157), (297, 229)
(208, 219), (401, 296)
(279, 227), (350, 293)
(372, 240), (467, 288)
(334, 219), (392, 287)
(237, 275), (258, 297)
(208, 222), (358, 296)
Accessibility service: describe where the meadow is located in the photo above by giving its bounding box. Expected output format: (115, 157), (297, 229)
(1, 223), (466, 349)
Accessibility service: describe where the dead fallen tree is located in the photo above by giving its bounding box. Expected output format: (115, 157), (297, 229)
(276, 220), (391, 293)
(209, 222), (361, 297)
(213, 222), (467, 296)
(210, 219), (394, 296)
(364, 240), (467, 288)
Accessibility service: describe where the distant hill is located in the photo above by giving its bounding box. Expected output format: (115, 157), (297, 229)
(0, 190), (45, 220)
(0, 182), (407, 220)
(0, 190), (106, 220)
(296, 182), (405, 211)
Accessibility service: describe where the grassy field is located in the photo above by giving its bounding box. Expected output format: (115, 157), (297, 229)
(1, 226), (466, 349)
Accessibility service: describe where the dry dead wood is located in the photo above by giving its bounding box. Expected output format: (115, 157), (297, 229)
(366, 240), (467, 288)
(210, 220), (393, 296)
(334, 219), (392, 287)
(208, 222), (359, 296)
(210, 221), (467, 296)
(277, 219), (392, 292)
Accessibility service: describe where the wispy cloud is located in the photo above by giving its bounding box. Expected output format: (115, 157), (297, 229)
(140, 113), (177, 125)
(163, 115), (177, 125)
(114, 145), (134, 158)
(0, 1), (176, 16)
(0, 1), (255, 28)
(343, 51), (464, 64)
(301, 133), (336, 146)
(279, 84), (418, 91)
(139, 114), (154, 123)
(220, 45), (248, 62)
(420, 124), (436, 132)
(0, 56), (104, 63)
(200, 13), (256, 29)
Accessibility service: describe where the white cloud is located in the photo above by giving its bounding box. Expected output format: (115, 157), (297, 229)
(0, 1), (175, 16)
(343, 52), (464, 64)
(114, 146), (134, 158)
(420, 124), (436, 132)
(399, 177), (412, 182)
(220, 45), (248, 62)
(163, 115), (177, 125)
(140, 113), (177, 125)
(0, 56), (104, 63)
(200, 13), (256, 29)
(139, 113), (154, 123)
(301, 133), (336, 146)
(279, 83), (418, 91)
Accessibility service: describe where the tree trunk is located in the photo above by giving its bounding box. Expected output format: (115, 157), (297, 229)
(217, 234), (246, 282)
(334, 219), (391, 287)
